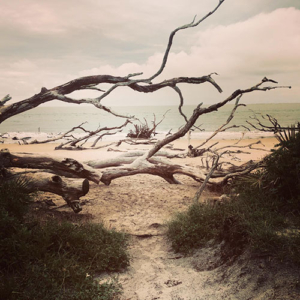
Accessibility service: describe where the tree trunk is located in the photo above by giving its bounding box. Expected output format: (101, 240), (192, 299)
(98, 156), (206, 185)
(0, 148), (102, 184)
(3, 168), (89, 213)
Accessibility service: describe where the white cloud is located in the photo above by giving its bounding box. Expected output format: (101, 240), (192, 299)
(0, 1), (299, 106)
(78, 7), (300, 104)
(158, 7), (299, 77)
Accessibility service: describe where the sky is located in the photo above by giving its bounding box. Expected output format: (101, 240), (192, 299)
(1, 0), (300, 107)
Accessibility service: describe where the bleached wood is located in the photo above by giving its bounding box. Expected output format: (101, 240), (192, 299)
(4, 168), (89, 213)
(0, 149), (102, 184)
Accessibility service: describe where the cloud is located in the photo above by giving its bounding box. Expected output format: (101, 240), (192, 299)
(158, 7), (300, 77)
(0, 2), (65, 34)
(0, 2), (299, 106)
(198, 7), (300, 74)
(77, 7), (300, 105)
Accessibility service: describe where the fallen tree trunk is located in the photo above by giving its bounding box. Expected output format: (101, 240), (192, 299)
(0, 149), (102, 184)
(98, 157), (204, 185)
(3, 168), (89, 213)
(86, 150), (184, 168)
(87, 153), (260, 187)
(0, 148), (261, 212)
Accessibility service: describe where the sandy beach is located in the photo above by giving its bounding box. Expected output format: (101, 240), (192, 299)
(3, 136), (291, 300)
(1, 135), (277, 159)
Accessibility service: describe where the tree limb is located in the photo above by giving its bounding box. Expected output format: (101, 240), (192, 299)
(3, 168), (89, 213)
(0, 149), (102, 184)
(0, 0), (227, 124)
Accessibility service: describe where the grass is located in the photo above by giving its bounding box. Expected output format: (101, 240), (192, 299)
(167, 130), (300, 264)
(0, 180), (129, 300)
(167, 184), (300, 263)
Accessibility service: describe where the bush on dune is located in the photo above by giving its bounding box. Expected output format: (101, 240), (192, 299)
(0, 179), (129, 300)
(167, 128), (300, 264)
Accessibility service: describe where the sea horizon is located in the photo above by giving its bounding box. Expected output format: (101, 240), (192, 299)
(1, 103), (299, 142)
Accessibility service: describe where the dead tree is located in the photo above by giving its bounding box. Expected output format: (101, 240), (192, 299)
(127, 110), (170, 139)
(0, 0), (291, 212)
(0, 148), (102, 212)
(247, 113), (300, 135)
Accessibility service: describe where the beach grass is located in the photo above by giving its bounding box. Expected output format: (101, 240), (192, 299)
(0, 180), (129, 300)
(167, 131), (300, 264)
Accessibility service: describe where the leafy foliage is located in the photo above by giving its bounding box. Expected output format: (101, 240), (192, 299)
(0, 180), (129, 300)
(263, 127), (300, 202)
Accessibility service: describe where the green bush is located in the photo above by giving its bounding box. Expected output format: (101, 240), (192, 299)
(0, 179), (32, 221)
(167, 187), (300, 262)
(0, 180), (129, 300)
(166, 203), (225, 254)
(167, 130), (300, 263)
(263, 129), (300, 205)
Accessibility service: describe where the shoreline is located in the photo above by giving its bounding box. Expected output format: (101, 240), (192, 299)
(0, 136), (278, 163)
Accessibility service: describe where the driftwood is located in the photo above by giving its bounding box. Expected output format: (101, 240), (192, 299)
(3, 168), (89, 213)
(247, 113), (300, 135)
(0, 0), (292, 212)
(0, 2), (227, 125)
(54, 120), (130, 150)
(127, 110), (170, 139)
(98, 157), (204, 185)
(0, 147), (100, 211)
(0, 149), (97, 212)
(0, 94), (11, 106)
(0, 148), (102, 184)
(85, 151), (260, 187)
(86, 151), (183, 169)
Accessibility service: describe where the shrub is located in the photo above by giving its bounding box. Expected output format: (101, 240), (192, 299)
(166, 188), (299, 262)
(167, 126), (300, 264)
(166, 203), (225, 254)
(263, 129), (300, 205)
(0, 180), (129, 300)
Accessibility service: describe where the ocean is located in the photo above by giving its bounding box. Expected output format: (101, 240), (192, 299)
(1, 103), (299, 141)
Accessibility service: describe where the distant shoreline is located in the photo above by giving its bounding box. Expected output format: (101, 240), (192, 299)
(1, 103), (299, 134)
(1, 136), (278, 164)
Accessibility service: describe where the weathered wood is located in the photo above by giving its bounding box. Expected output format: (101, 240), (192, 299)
(86, 152), (260, 187)
(98, 156), (206, 185)
(0, 94), (11, 106)
(3, 168), (89, 213)
(86, 150), (183, 169)
(0, 2), (228, 124)
(0, 149), (102, 184)
(0, 1), (291, 214)
(53, 120), (130, 150)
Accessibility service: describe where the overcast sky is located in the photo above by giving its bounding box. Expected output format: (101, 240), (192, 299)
(1, 0), (300, 107)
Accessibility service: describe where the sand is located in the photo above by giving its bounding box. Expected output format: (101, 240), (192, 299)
(4, 136), (299, 299)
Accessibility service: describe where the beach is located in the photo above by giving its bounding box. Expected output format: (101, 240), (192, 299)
(2, 136), (285, 299)
(1, 136), (277, 229)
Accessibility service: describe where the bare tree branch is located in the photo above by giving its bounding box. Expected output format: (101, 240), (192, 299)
(0, 0), (227, 124)
(0, 94), (12, 106)
(247, 113), (299, 134)
(0, 0), (293, 213)
(144, 78), (289, 161)
(193, 151), (221, 203)
(146, 0), (225, 81)
(53, 119), (130, 150)
(194, 95), (245, 150)
(0, 149), (102, 184)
